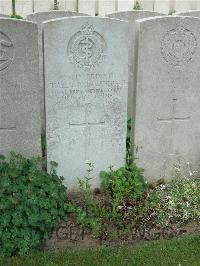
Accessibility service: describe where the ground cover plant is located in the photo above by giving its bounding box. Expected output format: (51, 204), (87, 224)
(1, 236), (199, 266)
(0, 121), (199, 257)
(0, 153), (69, 257)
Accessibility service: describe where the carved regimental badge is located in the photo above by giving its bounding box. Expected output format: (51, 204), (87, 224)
(161, 27), (197, 67)
(0, 32), (14, 71)
(67, 24), (107, 71)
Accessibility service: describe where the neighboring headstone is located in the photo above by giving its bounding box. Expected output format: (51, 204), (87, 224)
(174, 0), (194, 13)
(0, 19), (41, 157)
(107, 11), (164, 117)
(98, 1), (116, 16)
(79, 0), (96, 16)
(43, 17), (128, 189)
(0, 14), (9, 17)
(175, 10), (200, 18)
(135, 16), (200, 181)
(26, 11), (89, 129)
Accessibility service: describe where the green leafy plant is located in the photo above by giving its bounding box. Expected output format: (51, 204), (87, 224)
(53, 0), (59, 10)
(169, 10), (176, 15)
(11, 0), (23, 19)
(100, 164), (146, 203)
(0, 153), (68, 257)
(133, 0), (142, 10)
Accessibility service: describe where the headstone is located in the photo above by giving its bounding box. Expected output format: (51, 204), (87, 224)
(79, 0), (96, 16)
(43, 17), (128, 189)
(118, 0), (133, 11)
(175, 10), (200, 18)
(174, 0), (195, 13)
(0, 14), (9, 17)
(26, 11), (89, 129)
(135, 16), (200, 181)
(98, 1), (116, 16)
(0, 0), (12, 16)
(0, 19), (41, 157)
(140, 0), (154, 11)
(16, 0), (33, 18)
(154, 0), (174, 14)
(107, 11), (164, 117)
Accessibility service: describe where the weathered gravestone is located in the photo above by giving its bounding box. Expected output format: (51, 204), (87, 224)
(175, 10), (200, 18)
(43, 17), (128, 189)
(0, 14), (9, 17)
(135, 16), (200, 181)
(107, 11), (164, 117)
(0, 19), (41, 157)
(26, 11), (89, 128)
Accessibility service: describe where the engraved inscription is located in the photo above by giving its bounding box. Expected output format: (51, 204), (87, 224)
(0, 127), (16, 131)
(161, 27), (197, 67)
(0, 32), (14, 71)
(67, 24), (107, 71)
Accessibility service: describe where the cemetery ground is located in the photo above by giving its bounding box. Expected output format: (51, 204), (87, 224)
(0, 134), (199, 260)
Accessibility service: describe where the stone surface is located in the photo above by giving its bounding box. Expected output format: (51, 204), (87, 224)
(0, 19), (41, 157)
(135, 16), (200, 181)
(107, 11), (164, 117)
(0, 14), (9, 17)
(26, 11), (89, 129)
(43, 17), (128, 189)
(175, 10), (200, 18)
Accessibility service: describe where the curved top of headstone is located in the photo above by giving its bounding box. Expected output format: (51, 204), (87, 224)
(26, 11), (89, 23)
(174, 10), (200, 18)
(136, 14), (200, 24)
(107, 10), (164, 19)
(0, 14), (9, 17)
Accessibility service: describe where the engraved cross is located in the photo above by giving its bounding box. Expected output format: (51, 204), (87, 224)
(157, 98), (190, 156)
(69, 104), (105, 160)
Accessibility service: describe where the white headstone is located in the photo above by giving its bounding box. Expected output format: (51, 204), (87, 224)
(43, 17), (128, 189)
(174, 0), (193, 12)
(154, 0), (174, 14)
(175, 10), (200, 18)
(0, 1), (12, 16)
(26, 11), (89, 129)
(135, 16), (200, 180)
(140, 0), (154, 11)
(16, 0), (33, 18)
(0, 19), (41, 157)
(79, 0), (96, 16)
(118, 0), (133, 11)
(0, 14), (9, 17)
(107, 11), (164, 117)
(98, 1), (116, 16)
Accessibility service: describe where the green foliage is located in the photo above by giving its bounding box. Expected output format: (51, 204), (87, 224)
(133, 0), (142, 10)
(10, 14), (23, 19)
(156, 167), (200, 226)
(0, 153), (68, 257)
(169, 10), (176, 15)
(41, 129), (46, 160)
(1, 236), (200, 266)
(100, 164), (146, 202)
(126, 117), (132, 165)
(73, 160), (149, 238)
(11, 0), (23, 19)
(53, 0), (59, 10)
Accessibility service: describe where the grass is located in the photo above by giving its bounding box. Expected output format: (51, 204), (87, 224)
(0, 235), (200, 266)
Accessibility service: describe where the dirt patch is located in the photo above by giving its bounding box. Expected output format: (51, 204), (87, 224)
(44, 192), (200, 251)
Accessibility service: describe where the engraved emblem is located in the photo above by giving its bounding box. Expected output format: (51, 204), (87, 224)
(0, 32), (14, 71)
(67, 24), (107, 71)
(161, 27), (197, 66)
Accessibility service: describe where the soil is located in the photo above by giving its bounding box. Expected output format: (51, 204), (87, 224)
(44, 192), (200, 251)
